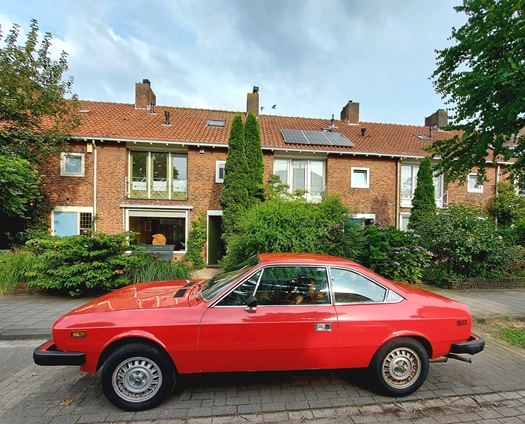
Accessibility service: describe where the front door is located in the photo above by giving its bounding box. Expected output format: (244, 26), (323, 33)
(198, 266), (337, 372)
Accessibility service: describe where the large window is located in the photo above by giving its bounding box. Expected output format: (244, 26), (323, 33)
(274, 158), (326, 201)
(127, 209), (188, 252)
(128, 150), (187, 199)
(401, 163), (444, 208)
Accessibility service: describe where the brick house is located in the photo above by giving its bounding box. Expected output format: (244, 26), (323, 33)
(40, 80), (510, 265)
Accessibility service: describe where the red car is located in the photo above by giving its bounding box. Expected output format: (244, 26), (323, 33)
(34, 252), (484, 411)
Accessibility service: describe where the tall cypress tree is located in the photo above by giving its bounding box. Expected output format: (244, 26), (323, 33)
(244, 112), (264, 204)
(408, 156), (436, 231)
(220, 115), (250, 244)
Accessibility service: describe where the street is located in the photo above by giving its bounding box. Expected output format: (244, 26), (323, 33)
(1, 328), (525, 423)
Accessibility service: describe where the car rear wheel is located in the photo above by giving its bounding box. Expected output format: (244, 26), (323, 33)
(101, 343), (176, 411)
(370, 337), (429, 397)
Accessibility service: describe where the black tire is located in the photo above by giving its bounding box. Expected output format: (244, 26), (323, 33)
(101, 343), (176, 411)
(369, 337), (429, 397)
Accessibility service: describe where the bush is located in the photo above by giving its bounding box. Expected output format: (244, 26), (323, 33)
(0, 249), (38, 294)
(417, 202), (514, 280)
(184, 215), (206, 269)
(221, 195), (365, 271)
(24, 232), (188, 296)
(128, 255), (188, 282)
(356, 225), (432, 284)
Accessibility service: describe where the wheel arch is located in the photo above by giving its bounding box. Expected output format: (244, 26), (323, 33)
(96, 336), (176, 372)
(370, 334), (433, 366)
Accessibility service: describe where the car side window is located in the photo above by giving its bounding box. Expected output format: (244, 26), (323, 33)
(255, 266), (330, 305)
(215, 270), (262, 306)
(330, 268), (386, 303)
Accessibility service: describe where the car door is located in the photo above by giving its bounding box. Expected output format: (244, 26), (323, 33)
(198, 265), (338, 373)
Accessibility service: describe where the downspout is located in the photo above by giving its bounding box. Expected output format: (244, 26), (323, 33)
(92, 140), (97, 232)
(396, 158), (401, 229)
(495, 165), (500, 229)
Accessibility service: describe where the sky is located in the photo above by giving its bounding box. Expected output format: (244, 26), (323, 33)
(0, 0), (467, 126)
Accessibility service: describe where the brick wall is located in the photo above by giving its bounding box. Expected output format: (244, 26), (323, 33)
(327, 155), (397, 226)
(445, 277), (525, 289)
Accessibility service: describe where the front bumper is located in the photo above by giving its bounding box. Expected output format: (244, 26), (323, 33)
(450, 333), (485, 355)
(33, 340), (86, 366)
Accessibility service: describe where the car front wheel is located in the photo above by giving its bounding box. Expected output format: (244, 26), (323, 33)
(370, 337), (429, 397)
(101, 343), (176, 411)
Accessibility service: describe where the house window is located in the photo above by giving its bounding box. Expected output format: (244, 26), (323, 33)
(52, 207), (93, 236)
(400, 213), (411, 231)
(60, 153), (85, 177)
(468, 174), (484, 193)
(351, 167), (370, 188)
(127, 209), (189, 252)
(216, 161), (226, 183)
(128, 150), (187, 199)
(274, 158), (326, 201)
(401, 163), (445, 208)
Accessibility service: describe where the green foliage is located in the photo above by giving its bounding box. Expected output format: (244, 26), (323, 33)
(184, 215), (206, 269)
(429, 0), (525, 183)
(0, 249), (38, 294)
(0, 154), (41, 218)
(24, 232), (156, 296)
(244, 112), (264, 204)
(220, 115), (250, 243)
(0, 19), (80, 163)
(356, 225), (432, 284)
(221, 194), (365, 271)
(128, 255), (188, 282)
(408, 157), (436, 232)
(498, 327), (525, 348)
(417, 202), (514, 279)
(489, 181), (525, 228)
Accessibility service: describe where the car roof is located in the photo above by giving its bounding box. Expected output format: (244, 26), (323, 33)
(257, 252), (356, 267)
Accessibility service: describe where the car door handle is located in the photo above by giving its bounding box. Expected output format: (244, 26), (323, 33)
(314, 323), (332, 332)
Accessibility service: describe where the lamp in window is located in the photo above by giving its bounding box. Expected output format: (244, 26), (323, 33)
(199, 148), (205, 154)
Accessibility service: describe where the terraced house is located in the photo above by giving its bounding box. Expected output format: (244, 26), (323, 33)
(41, 80), (509, 266)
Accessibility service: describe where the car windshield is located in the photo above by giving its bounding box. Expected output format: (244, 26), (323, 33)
(201, 256), (259, 301)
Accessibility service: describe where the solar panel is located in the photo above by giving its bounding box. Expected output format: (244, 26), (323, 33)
(280, 129), (354, 147)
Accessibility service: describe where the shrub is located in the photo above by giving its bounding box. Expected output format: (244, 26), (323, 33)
(184, 215), (206, 269)
(0, 249), (38, 294)
(417, 202), (513, 279)
(356, 225), (432, 284)
(24, 232), (184, 296)
(221, 195), (364, 271)
(128, 255), (188, 282)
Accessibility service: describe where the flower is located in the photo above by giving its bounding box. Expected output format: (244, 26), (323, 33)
(394, 262), (400, 266)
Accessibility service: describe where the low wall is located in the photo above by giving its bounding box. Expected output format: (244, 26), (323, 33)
(444, 277), (525, 290)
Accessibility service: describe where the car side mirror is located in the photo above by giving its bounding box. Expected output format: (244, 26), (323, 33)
(245, 295), (258, 309)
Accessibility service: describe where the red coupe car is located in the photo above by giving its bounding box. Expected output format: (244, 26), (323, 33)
(34, 252), (484, 411)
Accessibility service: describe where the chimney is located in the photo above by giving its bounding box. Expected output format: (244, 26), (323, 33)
(135, 79), (156, 110)
(247, 86), (259, 117)
(425, 109), (448, 128)
(340, 100), (359, 124)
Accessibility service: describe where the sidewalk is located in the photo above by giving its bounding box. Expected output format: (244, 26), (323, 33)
(0, 282), (524, 340)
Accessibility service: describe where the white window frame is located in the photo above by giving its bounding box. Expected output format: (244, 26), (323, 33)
(52, 206), (93, 236)
(60, 153), (85, 177)
(216, 161), (226, 183)
(351, 167), (370, 188)
(399, 212), (411, 231)
(468, 174), (484, 193)
(273, 156), (326, 202)
(400, 163), (445, 208)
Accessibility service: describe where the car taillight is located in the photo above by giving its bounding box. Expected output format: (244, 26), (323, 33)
(456, 320), (468, 326)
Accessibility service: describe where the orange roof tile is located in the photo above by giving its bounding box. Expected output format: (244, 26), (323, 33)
(73, 100), (460, 158)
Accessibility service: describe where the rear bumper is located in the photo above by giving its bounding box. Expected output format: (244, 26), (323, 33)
(450, 334), (485, 355)
(33, 340), (86, 366)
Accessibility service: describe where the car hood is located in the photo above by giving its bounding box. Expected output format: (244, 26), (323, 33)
(69, 279), (206, 314)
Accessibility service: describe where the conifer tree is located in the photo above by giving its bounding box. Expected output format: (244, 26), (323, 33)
(408, 157), (436, 232)
(219, 115), (250, 243)
(244, 112), (264, 204)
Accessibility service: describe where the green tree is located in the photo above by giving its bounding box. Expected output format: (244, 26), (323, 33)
(244, 112), (264, 203)
(408, 157), (436, 232)
(429, 0), (525, 184)
(220, 115), (250, 243)
(489, 180), (525, 228)
(0, 19), (80, 163)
